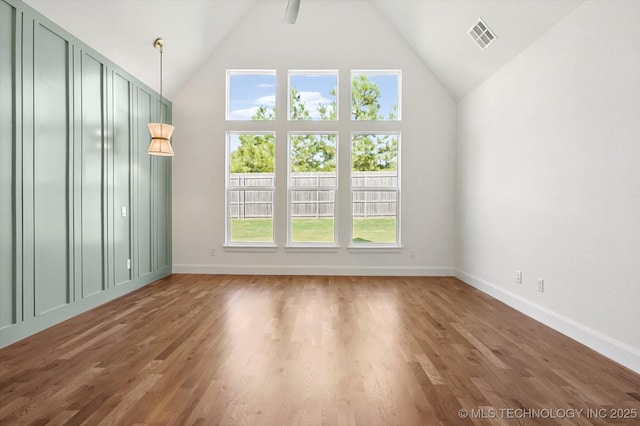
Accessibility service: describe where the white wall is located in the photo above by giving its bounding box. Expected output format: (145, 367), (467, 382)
(457, 1), (640, 373)
(172, 1), (456, 276)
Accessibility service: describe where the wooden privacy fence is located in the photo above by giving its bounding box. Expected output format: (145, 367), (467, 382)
(229, 172), (397, 219)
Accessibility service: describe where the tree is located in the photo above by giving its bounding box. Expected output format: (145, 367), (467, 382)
(351, 75), (398, 171)
(318, 87), (337, 121)
(289, 86), (337, 172)
(290, 134), (336, 172)
(290, 88), (312, 120)
(352, 75), (382, 120)
(351, 134), (397, 171)
(230, 133), (275, 173)
(351, 74), (398, 121)
(229, 105), (275, 173)
(230, 76), (396, 173)
(252, 104), (275, 121)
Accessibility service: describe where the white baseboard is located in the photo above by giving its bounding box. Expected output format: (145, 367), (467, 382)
(173, 263), (455, 277)
(456, 269), (640, 375)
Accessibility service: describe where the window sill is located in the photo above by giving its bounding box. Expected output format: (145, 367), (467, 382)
(223, 245), (278, 253)
(347, 245), (403, 254)
(285, 245), (341, 253)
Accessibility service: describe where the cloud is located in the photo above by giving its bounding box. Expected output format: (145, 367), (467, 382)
(296, 91), (334, 119)
(229, 106), (261, 120)
(229, 94), (276, 120)
(230, 92), (335, 120)
(257, 95), (276, 106)
(298, 91), (331, 105)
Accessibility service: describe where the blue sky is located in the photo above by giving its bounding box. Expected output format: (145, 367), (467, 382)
(228, 73), (276, 120)
(290, 73), (337, 119)
(354, 73), (400, 119)
(228, 71), (400, 120)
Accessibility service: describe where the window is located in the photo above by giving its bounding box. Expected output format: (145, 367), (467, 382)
(226, 70), (277, 245)
(288, 133), (337, 244)
(227, 71), (276, 121)
(224, 69), (401, 248)
(351, 133), (400, 245)
(288, 71), (338, 121)
(226, 132), (276, 245)
(351, 70), (401, 121)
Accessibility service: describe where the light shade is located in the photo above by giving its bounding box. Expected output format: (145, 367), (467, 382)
(147, 123), (175, 156)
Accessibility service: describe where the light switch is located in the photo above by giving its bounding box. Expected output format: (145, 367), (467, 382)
(121, 206), (127, 217)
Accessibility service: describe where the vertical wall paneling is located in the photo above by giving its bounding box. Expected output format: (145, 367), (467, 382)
(113, 72), (132, 286)
(0, 0), (171, 348)
(0, 0), (16, 329)
(33, 23), (72, 315)
(136, 88), (153, 278)
(78, 51), (106, 298)
(155, 102), (171, 270)
(104, 65), (112, 290)
(20, 5), (35, 321)
(13, 2), (23, 327)
(155, 157), (170, 269)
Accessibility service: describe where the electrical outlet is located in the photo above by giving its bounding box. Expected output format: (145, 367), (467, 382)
(516, 270), (522, 284)
(126, 259), (131, 270)
(410, 249), (416, 258)
(538, 278), (544, 293)
(210, 249), (216, 256)
(121, 206), (127, 217)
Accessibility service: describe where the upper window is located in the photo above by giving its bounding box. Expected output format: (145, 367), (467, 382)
(288, 71), (338, 121)
(351, 70), (401, 121)
(227, 70), (276, 120)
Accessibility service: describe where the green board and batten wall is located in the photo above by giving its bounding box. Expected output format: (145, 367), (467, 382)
(0, 0), (172, 348)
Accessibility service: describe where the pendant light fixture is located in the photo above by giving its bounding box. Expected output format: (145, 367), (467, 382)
(147, 37), (175, 156)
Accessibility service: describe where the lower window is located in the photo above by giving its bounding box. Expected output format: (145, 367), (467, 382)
(288, 133), (337, 245)
(226, 132), (276, 245)
(351, 133), (400, 245)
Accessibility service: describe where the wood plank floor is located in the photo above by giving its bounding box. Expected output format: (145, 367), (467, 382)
(0, 275), (639, 425)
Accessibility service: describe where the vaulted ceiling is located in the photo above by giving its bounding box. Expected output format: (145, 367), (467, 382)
(25, 0), (583, 100)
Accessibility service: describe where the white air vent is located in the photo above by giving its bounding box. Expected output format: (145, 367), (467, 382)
(469, 18), (497, 50)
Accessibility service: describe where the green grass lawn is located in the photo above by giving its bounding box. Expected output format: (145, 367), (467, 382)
(230, 218), (274, 242)
(352, 217), (396, 243)
(230, 217), (396, 243)
(291, 218), (335, 242)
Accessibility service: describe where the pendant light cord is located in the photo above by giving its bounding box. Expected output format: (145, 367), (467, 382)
(159, 44), (163, 126)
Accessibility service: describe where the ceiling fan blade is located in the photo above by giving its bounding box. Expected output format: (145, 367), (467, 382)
(284, 0), (300, 24)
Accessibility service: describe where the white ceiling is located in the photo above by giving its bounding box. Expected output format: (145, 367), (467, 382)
(24, 0), (584, 101)
(373, 0), (583, 98)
